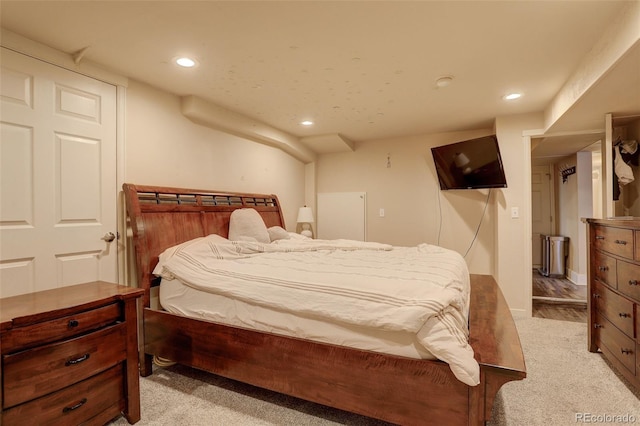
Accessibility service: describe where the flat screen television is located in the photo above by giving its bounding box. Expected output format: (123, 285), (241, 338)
(431, 135), (508, 190)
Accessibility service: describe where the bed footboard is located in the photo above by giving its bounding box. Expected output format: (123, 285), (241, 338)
(144, 307), (471, 425)
(468, 275), (527, 422)
(140, 274), (525, 425)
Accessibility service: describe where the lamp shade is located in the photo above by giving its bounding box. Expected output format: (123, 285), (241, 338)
(454, 152), (470, 168)
(297, 206), (314, 223)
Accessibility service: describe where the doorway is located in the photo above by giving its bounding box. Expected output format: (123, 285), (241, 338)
(531, 165), (553, 270)
(530, 136), (603, 322)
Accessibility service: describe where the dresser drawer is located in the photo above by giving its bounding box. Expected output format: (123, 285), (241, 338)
(592, 281), (634, 338)
(617, 259), (640, 302)
(2, 363), (124, 426)
(1, 302), (121, 353)
(3, 322), (127, 409)
(595, 312), (636, 374)
(594, 225), (634, 259)
(635, 231), (640, 261)
(592, 251), (617, 288)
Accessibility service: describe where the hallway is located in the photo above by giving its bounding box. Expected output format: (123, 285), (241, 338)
(532, 270), (587, 323)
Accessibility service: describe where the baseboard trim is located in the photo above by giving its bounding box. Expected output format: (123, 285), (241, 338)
(533, 296), (587, 305)
(567, 269), (587, 286)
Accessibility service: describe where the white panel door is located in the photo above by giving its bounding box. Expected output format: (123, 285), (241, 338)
(531, 165), (553, 269)
(0, 48), (117, 297)
(317, 192), (366, 241)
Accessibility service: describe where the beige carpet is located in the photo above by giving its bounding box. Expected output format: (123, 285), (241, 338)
(110, 317), (639, 425)
(487, 316), (639, 425)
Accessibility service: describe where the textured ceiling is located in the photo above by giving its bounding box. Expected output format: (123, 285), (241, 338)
(1, 1), (638, 159)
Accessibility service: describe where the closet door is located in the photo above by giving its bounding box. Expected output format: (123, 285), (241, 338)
(0, 48), (118, 297)
(317, 192), (366, 241)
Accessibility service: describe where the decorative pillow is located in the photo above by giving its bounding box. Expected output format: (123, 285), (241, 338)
(268, 226), (290, 242)
(228, 208), (270, 243)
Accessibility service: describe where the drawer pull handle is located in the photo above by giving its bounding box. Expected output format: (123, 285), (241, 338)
(62, 398), (87, 413)
(68, 319), (79, 328)
(629, 280), (639, 286)
(615, 239), (628, 245)
(66, 353), (90, 366)
(619, 313), (632, 319)
(592, 293), (600, 299)
(598, 266), (609, 272)
(595, 236), (605, 240)
(594, 323), (603, 329)
(621, 349), (633, 355)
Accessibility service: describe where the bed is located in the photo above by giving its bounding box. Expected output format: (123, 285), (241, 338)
(123, 183), (526, 425)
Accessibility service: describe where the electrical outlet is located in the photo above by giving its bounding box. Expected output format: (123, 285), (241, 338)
(379, 208), (385, 217)
(511, 207), (519, 219)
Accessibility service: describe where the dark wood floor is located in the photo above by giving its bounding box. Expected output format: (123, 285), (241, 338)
(532, 270), (587, 323)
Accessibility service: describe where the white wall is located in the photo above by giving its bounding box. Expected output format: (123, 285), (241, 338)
(495, 113), (545, 315)
(556, 154), (578, 278)
(554, 152), (592, 285)
(592, 151), (603, 218)
(123, 80), (307, 289)
(124, 79), (306, 230)
(316, 129), (496, 275)
(316, 114), (545, 314)
(576, 151), (593, 284)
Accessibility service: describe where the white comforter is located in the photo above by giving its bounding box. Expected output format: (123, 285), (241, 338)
(155, 235), (480, 386)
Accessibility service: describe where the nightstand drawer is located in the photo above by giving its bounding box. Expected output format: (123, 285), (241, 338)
(1, 302), (121, 353)
(0, 282), (143, 424)
(592, 281), (634, 337)
(2, 363), (124, 426)
(3, 323), (127, 409)
(594, 225), (634, 259)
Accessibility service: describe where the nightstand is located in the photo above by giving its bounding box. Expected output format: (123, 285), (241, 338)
(0, 282), (144, 425)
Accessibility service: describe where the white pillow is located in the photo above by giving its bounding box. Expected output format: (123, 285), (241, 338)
(152, 233), (228, 276)
(235, 236), (259, 243)
(268, 226), (290, 242)
(228, 208), (270, 243)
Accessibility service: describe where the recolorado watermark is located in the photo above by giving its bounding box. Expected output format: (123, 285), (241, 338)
(576, 413), (637, 423)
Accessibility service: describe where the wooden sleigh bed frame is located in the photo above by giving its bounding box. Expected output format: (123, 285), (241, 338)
(123, 183), (526, 426)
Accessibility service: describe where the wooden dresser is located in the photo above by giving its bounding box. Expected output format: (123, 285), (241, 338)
(587, 218), (640, 391)
(0, 282), (144, 425)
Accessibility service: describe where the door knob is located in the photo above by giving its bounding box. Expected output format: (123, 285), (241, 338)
(101, 232), (116, 242)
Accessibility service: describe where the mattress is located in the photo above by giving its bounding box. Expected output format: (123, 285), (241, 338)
(160, 276), (436, 359)
(154, 235), (480, 385)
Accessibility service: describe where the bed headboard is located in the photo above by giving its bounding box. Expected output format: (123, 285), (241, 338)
(123, 183), (285, 307)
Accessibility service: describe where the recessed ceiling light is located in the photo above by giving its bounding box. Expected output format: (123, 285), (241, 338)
(503, 93), (522, 100)
(301, 120), (314, 126)
(175, 57), (197, 68)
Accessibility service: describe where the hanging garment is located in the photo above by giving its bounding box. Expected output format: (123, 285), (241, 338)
(620, 139), (640, 166)
(615, 145), (635, 185)
(621, 139), (638, 155)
